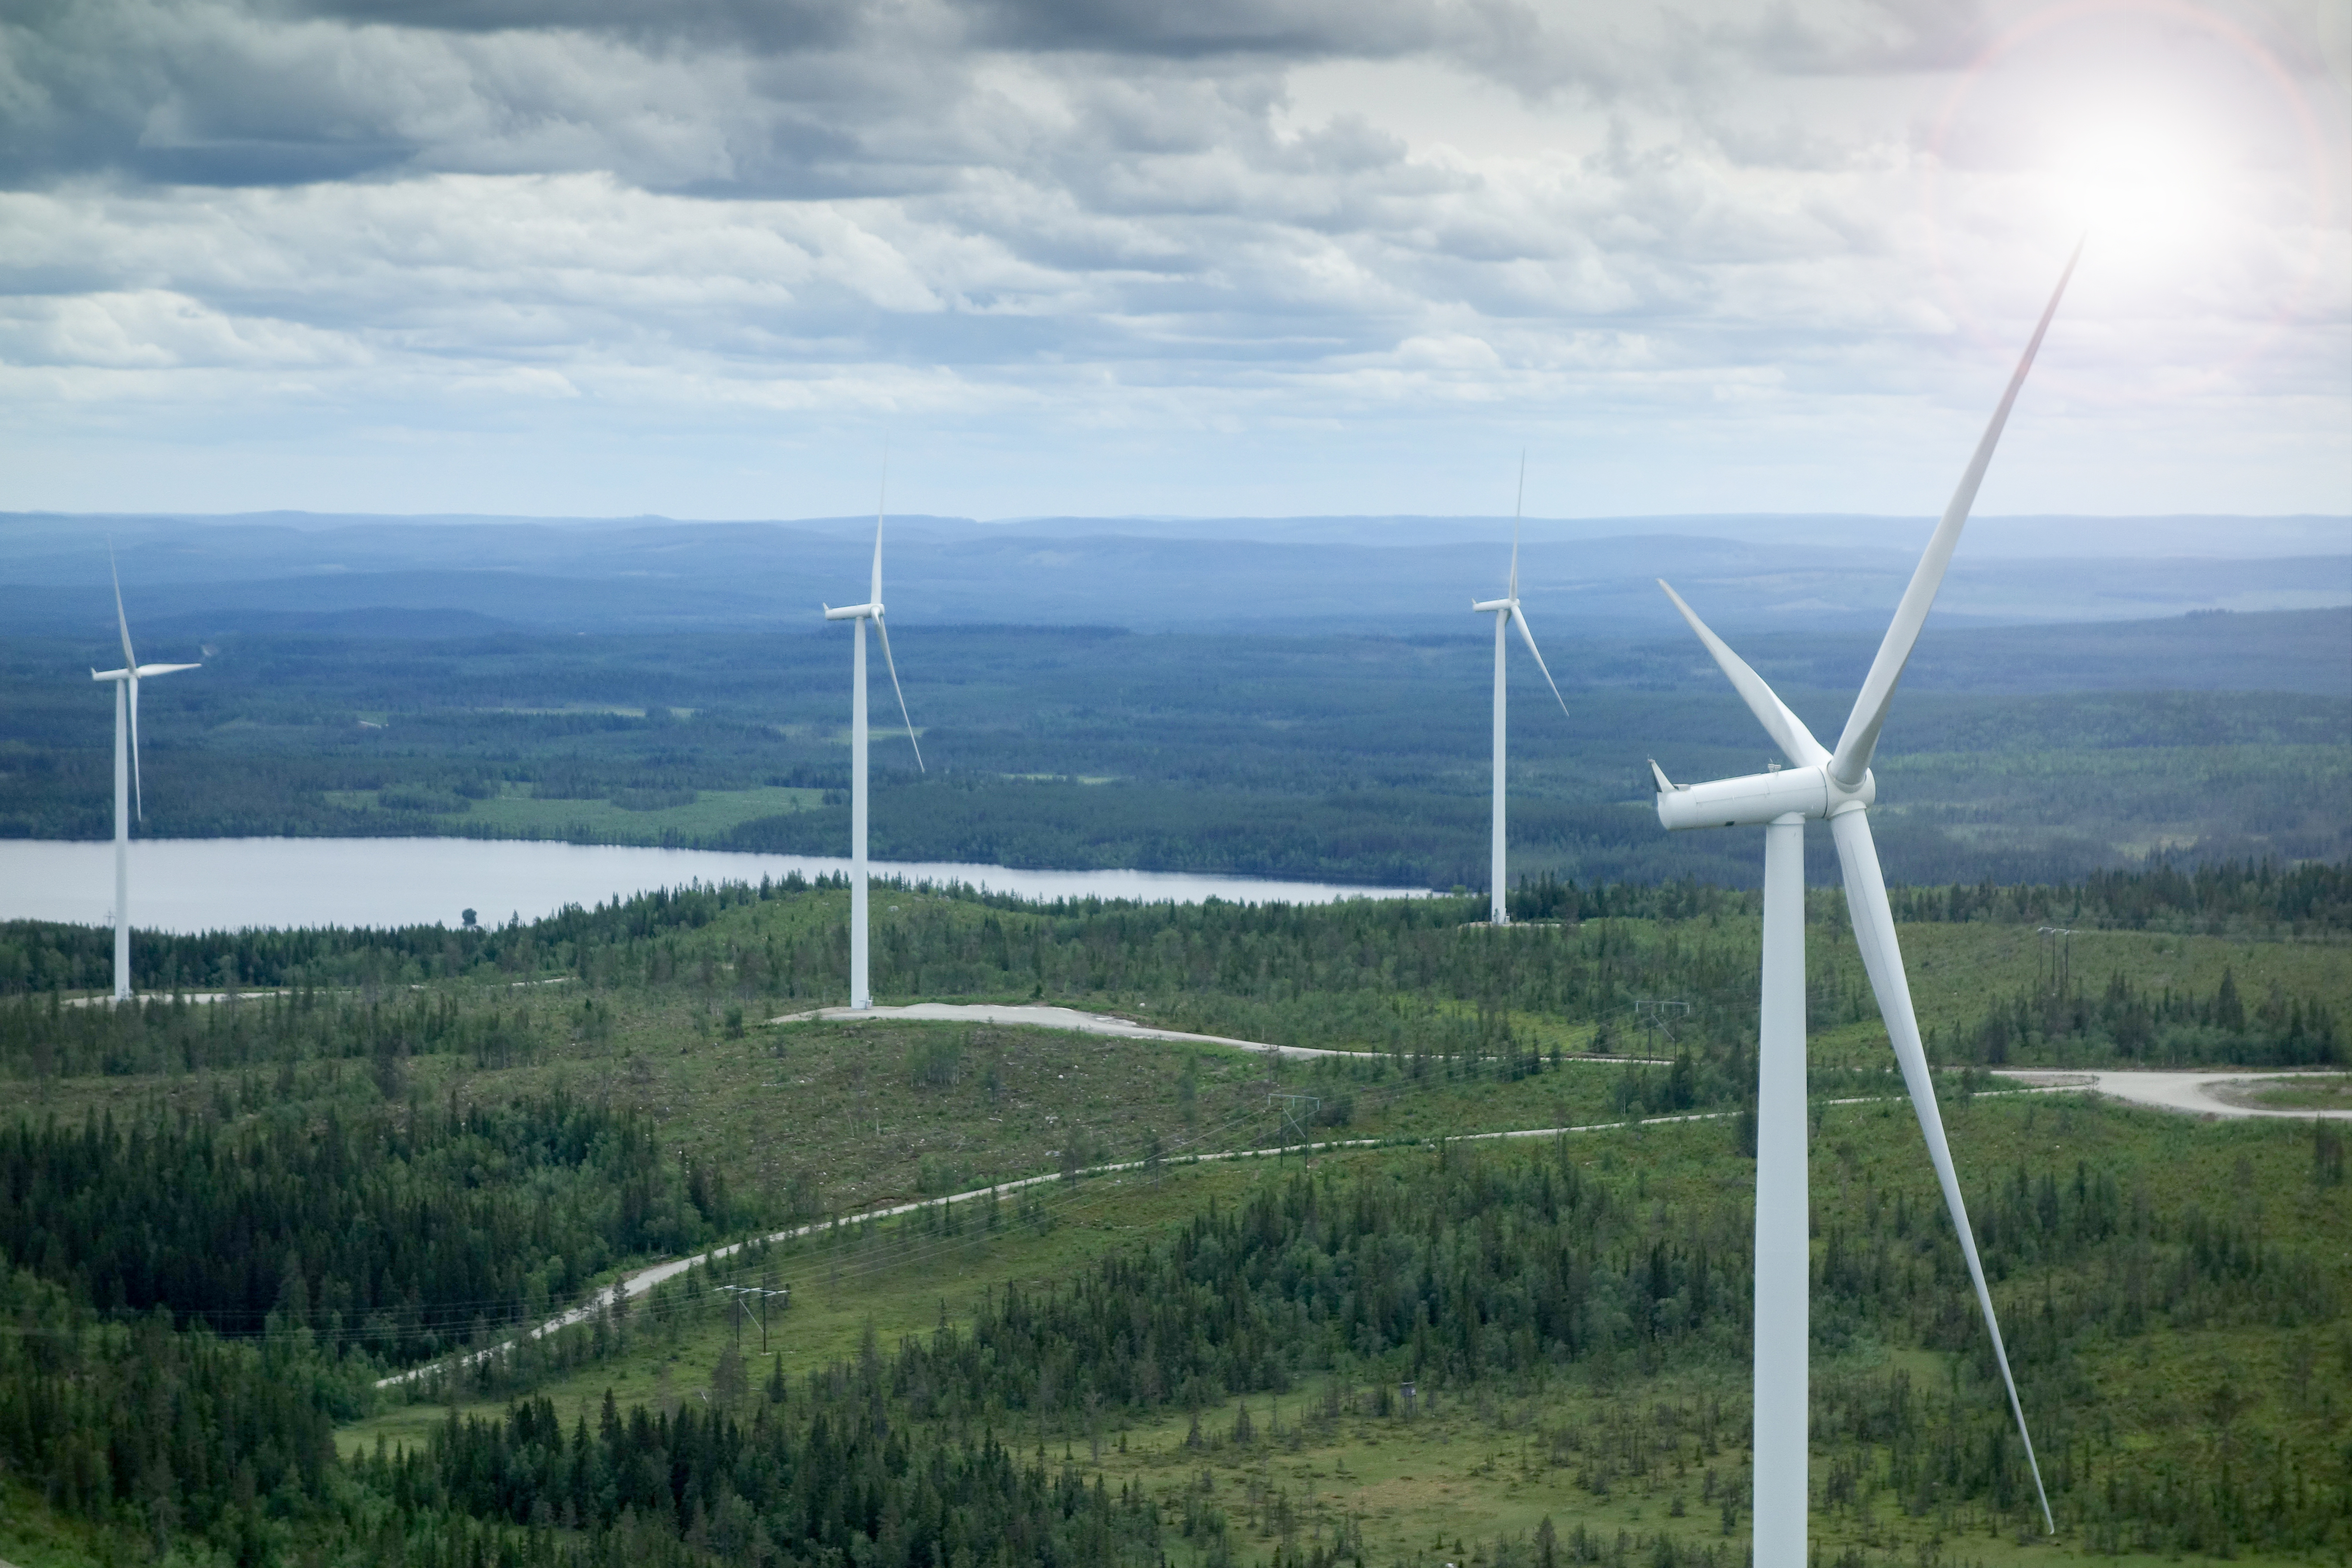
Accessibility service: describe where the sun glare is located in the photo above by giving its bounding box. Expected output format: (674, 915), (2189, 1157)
(2052, 118), (2214, 252)
(1924, 0), (2335, 390)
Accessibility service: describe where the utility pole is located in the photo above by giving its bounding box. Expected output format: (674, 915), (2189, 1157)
(1268, 1094), (1320, 1164)
(717, 1283), (790, 1353)
(1633, 998), (1690, 1055)
(2037, 927), (2076, 995)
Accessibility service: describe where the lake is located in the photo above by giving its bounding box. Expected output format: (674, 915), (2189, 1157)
(0, 838), (1433, 934)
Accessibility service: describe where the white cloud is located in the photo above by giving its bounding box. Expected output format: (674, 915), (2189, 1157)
(0, 0), (2341, 517)
(0, 288), (368, 369)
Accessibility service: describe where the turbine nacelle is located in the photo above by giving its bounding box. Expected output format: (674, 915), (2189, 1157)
(823, 602), (881, 621)
(1470, 596), (1515, 614)
(92, 663), (199, 683)
(1649, 760), (1874, 831)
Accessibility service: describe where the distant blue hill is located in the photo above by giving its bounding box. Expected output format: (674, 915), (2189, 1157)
(2, 510), (2343, 640)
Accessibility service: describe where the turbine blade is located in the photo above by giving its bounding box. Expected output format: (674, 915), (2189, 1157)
(109, 543), (137, 672)
(1510, 450), (1525, 599)
(128, 674), (144, 821)
(1657, 579), (1827, 768)
(1829, 240), (2082, 789)
(1831, 808), (2054, 1534)
(1509, 605), (1571, 720)
(874, 616), (924, 772)
(871, 455), (888, 606)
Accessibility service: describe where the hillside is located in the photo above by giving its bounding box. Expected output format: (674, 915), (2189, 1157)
(340, 1100), (2351, 1568)
(0, 866), (2342, 1566)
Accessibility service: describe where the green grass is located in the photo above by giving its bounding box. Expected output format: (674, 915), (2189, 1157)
(2220, 1073), (2352, 1111)
(593, 880), (2352, 1069)
(1668, 913), (2350, 1074)
(0, 1477), (126, 1568)
(343, 1094), (2352, 1568)
(841, 886), (2347, 1069)
(322, 782), (823, 839)
(343, 1152), (1280, 1456)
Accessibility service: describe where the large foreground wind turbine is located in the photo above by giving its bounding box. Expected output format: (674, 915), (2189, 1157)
(822, 490), (923, 1011)
(1470, 459), (1571, 925)
(1648, 244), (2080, 1564)
(91, 553), (199, 1001)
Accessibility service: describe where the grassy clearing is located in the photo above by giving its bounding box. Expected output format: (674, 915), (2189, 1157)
(562, 880), (2352, 1067)
(1721, 914), (2349, 1074)
(322, 782), (824, 839)
(31, 878), (2340, 1260)
(16, 976), (1667, 1277)
(343, 1153), (1278, 1456)
(344, 1095), (2352, 1568)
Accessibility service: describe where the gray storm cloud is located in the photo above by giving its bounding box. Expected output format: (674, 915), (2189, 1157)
(0, 0), (2342, 518)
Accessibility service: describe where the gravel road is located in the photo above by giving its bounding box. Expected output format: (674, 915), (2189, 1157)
(1994, 1069), (2352, 1120)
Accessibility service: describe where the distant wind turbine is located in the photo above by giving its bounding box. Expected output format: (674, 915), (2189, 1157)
(1647, 241), (2081, 1564)
(91, 550), (199, 1002)
(1470, 456), (1570, 925)
(822, 481), (924, 1011)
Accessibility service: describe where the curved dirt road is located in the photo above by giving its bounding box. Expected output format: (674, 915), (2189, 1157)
(769, 1001), (1667, 1065)
(381, 1098), (1721, 1388)
(769, 1001), (1334, 1057)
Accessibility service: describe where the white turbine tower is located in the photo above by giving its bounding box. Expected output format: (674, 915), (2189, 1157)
(1648, 243), (2080, 1564)
(91, 551), (198, 1002)
(822, 490), (924, 1011)
(1471, 458), (1570, 925)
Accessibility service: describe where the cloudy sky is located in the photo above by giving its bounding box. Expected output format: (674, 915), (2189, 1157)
(2, 0), (2345, 521)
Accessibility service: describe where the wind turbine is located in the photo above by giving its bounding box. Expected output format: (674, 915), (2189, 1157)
(822, 483), (923, 1011)
(91, 550), (199, 1002)
(1648, 242), (2080, 1564)
(1470, 456), (1571, 925)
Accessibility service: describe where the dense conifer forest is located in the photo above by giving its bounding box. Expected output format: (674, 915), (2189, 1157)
(0, 1092), (739, 1360)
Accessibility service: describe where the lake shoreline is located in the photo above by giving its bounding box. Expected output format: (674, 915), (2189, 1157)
(0, 836), (1437, 935)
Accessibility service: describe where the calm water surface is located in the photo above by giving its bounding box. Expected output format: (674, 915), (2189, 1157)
(0, 838), (1432, 934)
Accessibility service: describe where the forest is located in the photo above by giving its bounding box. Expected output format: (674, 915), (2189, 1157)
(2, 608), (2346, 887)
(0, 1100), (2345, 1568)
(371, 1130), (2352, 1565)
(0, 1090), (741, 1364)
(0, 858), (2342, 1566)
